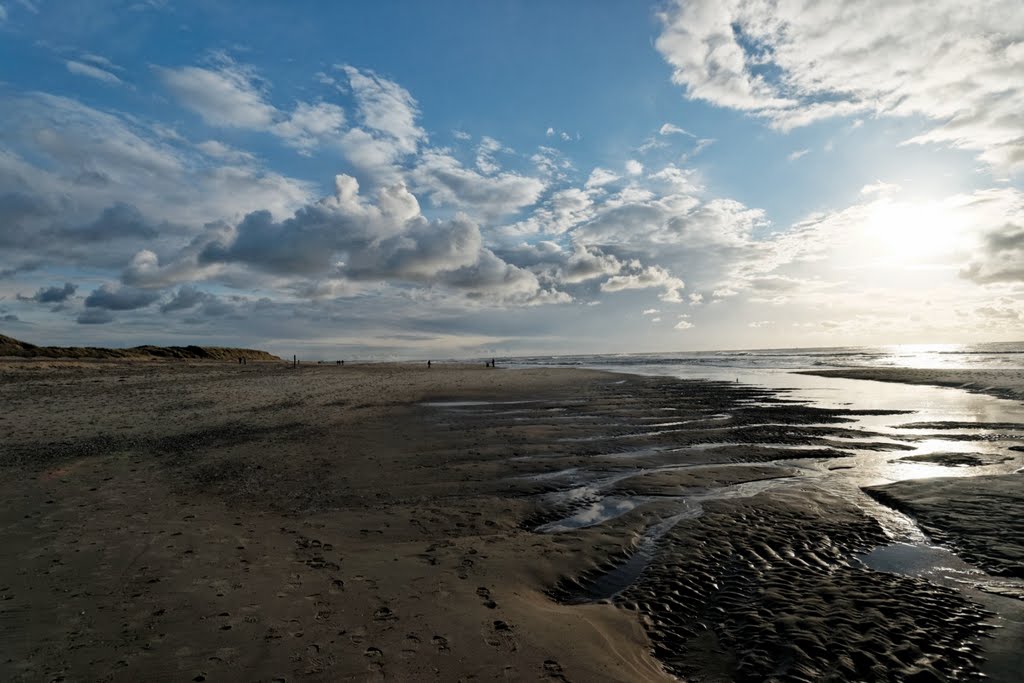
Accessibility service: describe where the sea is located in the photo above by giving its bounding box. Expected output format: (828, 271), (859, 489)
(511, 341), (1024, 373)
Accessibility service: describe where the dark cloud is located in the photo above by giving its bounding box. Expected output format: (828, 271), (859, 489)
(76, 309), (115, 325)
(0, 261), (43, 279)
(19, 282), (77, 304)
(0, 192), (55, 249)
(160, 284), (213, 313)
(84, 284), (160, 310)
(189, 175), (552, 302)
(63, 203), (160, 243)
(961, 224), (1024, 284)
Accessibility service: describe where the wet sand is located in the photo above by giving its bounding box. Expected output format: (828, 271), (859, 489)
(804, 367), (1024, 402)
(866, 474), (1024, 579)
(0, 359), (1016, 681)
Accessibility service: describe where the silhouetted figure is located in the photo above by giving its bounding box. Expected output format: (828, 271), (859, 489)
(427, 360), (432, 368)
(491, 358), (496, 368)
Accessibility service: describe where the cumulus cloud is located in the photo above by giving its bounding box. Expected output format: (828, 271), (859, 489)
(410, 150), (545, 219)
(584, 168), (620, 189)
(0, 92), (315, 268)
(84, 284), (160, 310)
(272, 101), (346, 154)
(160, 284), (214, 313)
(20, 282), (76, 304)
(601, 264), (685, 302)
(625, 160), (643, 175)
(655, 0), (1024, 170)
(787, 149), (809, 162)
(66, 60), (123, 85)
(167, 174), (558, 304)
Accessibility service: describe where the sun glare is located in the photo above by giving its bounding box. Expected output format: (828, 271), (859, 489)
(861, 199), (967, 265)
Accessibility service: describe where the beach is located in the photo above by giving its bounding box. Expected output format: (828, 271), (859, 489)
(1, 359), (1022, 681)
(803, 367), (1024, 403)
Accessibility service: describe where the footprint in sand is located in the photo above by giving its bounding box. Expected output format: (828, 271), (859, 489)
(401, 633), (421, 659)
(348, 626), (366, 645)
(457, 557), (474, 579)
(364, 647), (385, 680)
(484, 620), (518, 652)
(431, 635), (450, 654)
(543, 659), (569, 681)
(476, 586), (497, 609)
(373, 606), (397, 622)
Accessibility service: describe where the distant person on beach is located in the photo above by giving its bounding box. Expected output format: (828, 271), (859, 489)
(427, 360), (431, 368)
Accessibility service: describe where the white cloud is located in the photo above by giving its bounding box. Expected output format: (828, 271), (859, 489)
(659, 123), (694, 137)
(655, 0), (1024, 171)
(546, 127), (555, 137)
(160, 174), (565, 305)
(475, 136), (504, 174)
(642, 308), (660, 315)
(196, 140), (255, 164)
(159, 57), (347, 155)
(787, 148), (809, 162)
(66, 60), (123, 86)
(625, 159), (643, 175)
(410, 150), (545, 220)
(453, 130), (472, 140)
(158, 59), (276, 129)
(860, 181), (902, 196)
(0, 92), (315, 272)
(585, 167), (620, 189)
(601, 264), (685, 302)
(339, 65), (424, 154)
(272, 101), (346, 154)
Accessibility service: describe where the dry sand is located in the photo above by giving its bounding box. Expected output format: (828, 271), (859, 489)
(0, 359), (1011, 681)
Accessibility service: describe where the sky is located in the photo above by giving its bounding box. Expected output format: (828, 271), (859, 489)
(1, 0), (1022, 358)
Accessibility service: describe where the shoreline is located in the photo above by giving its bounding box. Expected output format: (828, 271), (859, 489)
(1, 359), (1020, 680)
(801, 367), (1024, 403)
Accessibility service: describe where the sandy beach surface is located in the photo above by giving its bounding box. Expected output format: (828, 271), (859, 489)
(803, 367), (1024, 402)
(1, 359), (1020, 681)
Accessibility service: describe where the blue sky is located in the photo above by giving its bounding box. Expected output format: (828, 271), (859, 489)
(1, 0), (1022, 357)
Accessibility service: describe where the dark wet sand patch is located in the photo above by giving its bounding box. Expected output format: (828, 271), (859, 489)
(865, 474), (1024, 578)
(895, 452), (1013, 467)
(895, 421), (1024, 431)
(553, 488), (991, 682)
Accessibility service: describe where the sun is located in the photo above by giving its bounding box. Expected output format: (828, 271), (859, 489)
(860, 198), (969, 266)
